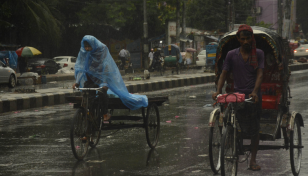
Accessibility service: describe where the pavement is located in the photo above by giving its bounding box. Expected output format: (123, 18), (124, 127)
(0, 63), (308, 113)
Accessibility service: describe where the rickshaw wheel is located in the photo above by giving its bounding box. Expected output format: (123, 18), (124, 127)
(89, 104), (102, 148)
(209, 111), (222, 174)
(221, 126), (238, 176)
(290, 117), (302, 176)
(70, 108), (89, 160)
(145, 103), (160, 148)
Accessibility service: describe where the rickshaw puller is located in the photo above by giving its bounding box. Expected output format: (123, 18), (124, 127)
(212, 24), (264, 171)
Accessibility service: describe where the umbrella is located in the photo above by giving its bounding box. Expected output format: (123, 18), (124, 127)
(16, 46), (42, 57)
(185, 48), (197, 52)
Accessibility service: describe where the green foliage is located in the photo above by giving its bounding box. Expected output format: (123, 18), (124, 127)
(246, 16), (272, 28)
(0, 0), (62, 47)
(186, 0), (226, 31)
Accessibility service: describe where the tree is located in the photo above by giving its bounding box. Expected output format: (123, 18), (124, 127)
(186, 0), (227, 31)
(0, 0), (62, 47)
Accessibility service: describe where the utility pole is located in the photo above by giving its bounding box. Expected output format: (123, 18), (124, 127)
(232, 0), (235, 30)
(225, 0), (229, 32)
(176, 0), (180, 45)
(143, 0), (148, 68)
(278, 0), (283, 36)
(182, 0), (186, 51)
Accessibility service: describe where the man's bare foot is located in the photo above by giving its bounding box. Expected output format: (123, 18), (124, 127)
(103, 114), (110, 121)
(249, 164), (261, 171)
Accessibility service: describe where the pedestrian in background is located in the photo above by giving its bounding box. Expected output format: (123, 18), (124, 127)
(118, 46), (128, 70)
(148, 48), (154, 69)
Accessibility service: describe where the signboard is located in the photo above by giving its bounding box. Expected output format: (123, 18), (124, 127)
(208, 53), (216, 57)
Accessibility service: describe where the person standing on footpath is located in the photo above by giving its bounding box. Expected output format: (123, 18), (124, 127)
(148, 48), (154, 69)
(118, 46), (128, 70)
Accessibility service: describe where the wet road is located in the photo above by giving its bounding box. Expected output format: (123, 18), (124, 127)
(0, 71), (308, 176)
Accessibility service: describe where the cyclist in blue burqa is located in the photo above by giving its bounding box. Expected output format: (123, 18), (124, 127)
(72, 35), (148, 121)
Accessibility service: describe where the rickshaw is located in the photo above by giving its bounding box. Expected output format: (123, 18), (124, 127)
(163, 44), (183, 74)
(208, 26), (304, 176)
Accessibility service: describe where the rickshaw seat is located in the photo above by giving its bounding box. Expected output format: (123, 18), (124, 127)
(260, 83), (282, 110)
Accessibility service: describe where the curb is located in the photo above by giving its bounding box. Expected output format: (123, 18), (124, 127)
(1, 63), (307, 114)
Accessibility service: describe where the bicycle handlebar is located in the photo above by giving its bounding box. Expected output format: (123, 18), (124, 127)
(216, 94), (254, 103)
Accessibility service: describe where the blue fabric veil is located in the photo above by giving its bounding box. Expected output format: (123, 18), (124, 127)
(74, 35), (148, 110)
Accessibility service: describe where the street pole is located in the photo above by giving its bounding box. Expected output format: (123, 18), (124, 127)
(176, 0), (180, 45)
(143, 0), (148, 69)
(225, 0), (229, 32)
(182, 0), (186, 52)
(278, 0), (283, 36)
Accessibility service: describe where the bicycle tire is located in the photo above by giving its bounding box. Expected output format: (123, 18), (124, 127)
(221, 125), (238, 176)
(145, 103), (160, 148)
(290, 117), (302, 176)
(89, 104), (102, 148)
(70, 108), (89, 160)
(209, 113), (222, 174)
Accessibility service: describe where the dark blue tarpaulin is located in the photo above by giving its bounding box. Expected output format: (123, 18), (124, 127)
(0, 51), (18, 69)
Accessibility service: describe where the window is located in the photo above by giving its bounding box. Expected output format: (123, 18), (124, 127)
(199, 50), (206, 55)
(55, 58), (68, 62)
(71, 57), (77, 63)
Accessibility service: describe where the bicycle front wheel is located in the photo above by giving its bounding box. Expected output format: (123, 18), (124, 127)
(209, 115), (222, 174)
(70, 108), (89, 160)
(221, 125), (238, 176)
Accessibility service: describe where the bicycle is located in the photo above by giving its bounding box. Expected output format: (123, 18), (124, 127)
(70, 87), (104, 160)
(219, 94), (254, 176)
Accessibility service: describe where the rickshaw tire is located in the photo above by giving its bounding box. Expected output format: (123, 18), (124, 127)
(145, 103), (160, 148)
(70, 108), (89, 160)
(209, 113), (223, 174)
(290, 118), (302, 176)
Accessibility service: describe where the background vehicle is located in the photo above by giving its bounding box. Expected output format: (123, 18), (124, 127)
(205, 44), (218, 71)
(0, 61), (17, 88)
(53, 56), (76, 70)
(28, 58), (61, 75)
(163, 44), (182, 74)
(294, 44), (308, 60)
(196, 50), (206, 67)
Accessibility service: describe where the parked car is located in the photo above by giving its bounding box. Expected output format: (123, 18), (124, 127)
(0, 61), (17, 88)
(28, 58), (61, 75)
(53, 56), (76, 70)
(294, 44), (308, 60)
(196, 50), (206, 66)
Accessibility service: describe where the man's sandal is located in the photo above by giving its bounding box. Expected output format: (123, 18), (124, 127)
(248, 164), (261, 171)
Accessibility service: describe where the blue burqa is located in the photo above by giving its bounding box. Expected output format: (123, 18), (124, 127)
(74, 35), (148, 110)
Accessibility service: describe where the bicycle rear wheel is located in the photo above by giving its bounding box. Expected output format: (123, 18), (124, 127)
(70, 108), (89, 160)
(89, 104), (102, 148)
(290, 117), (302, 176)
(221, 125), (238, 176)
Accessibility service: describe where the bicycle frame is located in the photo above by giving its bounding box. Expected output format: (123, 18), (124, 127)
(76, 87), (104, 129)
